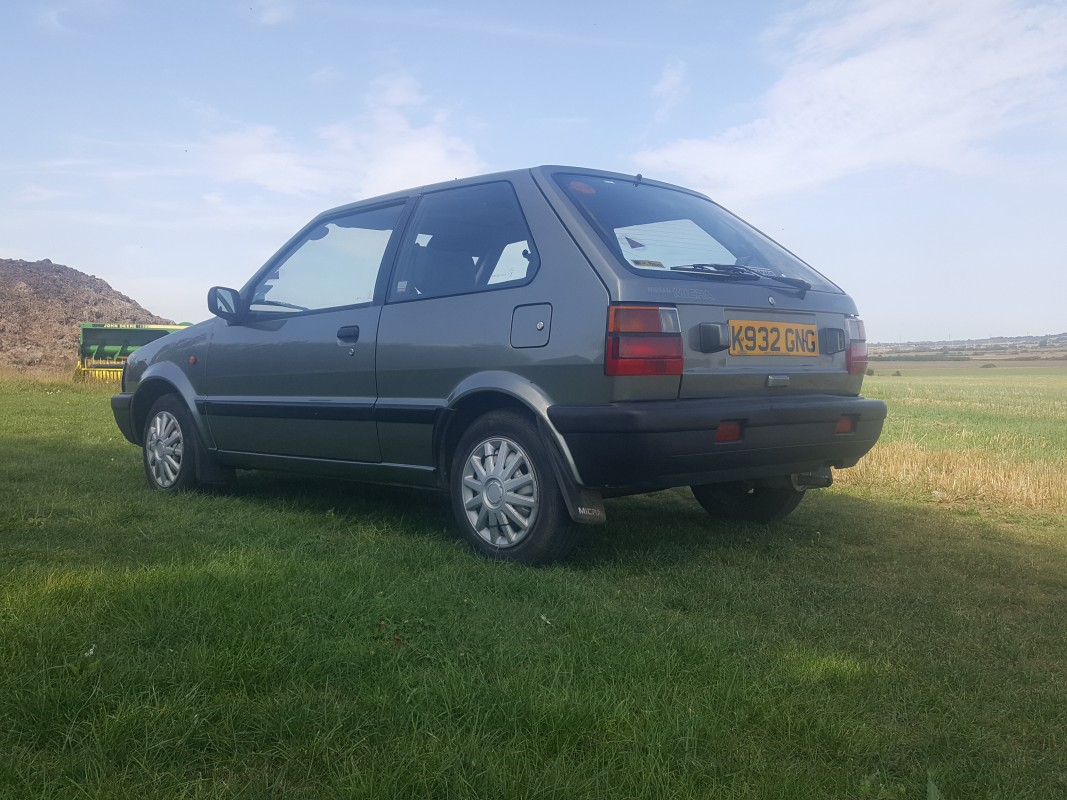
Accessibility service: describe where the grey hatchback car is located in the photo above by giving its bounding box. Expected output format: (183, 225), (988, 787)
(112, 166), (886, 563)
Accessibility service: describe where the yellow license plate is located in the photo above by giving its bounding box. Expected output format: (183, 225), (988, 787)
(728, 320), (819, 357)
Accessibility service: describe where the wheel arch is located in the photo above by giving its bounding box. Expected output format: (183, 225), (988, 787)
(432, 373), (605, 526)
(133, 368), (234, 486)
(434, 388), (532, 488)
(129, 362), (210, 448)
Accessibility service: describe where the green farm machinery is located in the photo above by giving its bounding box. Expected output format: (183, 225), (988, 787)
(75, 323), (188, 382)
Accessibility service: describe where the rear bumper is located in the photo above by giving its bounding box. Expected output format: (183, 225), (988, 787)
(547, 395), (887, 490)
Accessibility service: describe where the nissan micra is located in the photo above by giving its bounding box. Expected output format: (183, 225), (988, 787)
(112, 166), (886, 563)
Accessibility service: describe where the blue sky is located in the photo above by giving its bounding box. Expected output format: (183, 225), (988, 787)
(2, 0), (1066, 342)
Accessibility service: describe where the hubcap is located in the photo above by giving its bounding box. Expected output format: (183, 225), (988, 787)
(145, 410), (184, 488)
(460, 436), (538, 548)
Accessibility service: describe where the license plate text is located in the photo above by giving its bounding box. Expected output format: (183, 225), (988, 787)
(728, 320), (819, 357)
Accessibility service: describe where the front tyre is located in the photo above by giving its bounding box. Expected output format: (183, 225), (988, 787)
(691, 480), (806, 523)
(450, 411), (577, 564)
(142, 395), (203, 492)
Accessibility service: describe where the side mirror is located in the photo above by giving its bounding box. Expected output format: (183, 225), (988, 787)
(207, 286), (243, 323)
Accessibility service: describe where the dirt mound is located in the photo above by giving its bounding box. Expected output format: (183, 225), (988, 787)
(0, 258), (173, 371)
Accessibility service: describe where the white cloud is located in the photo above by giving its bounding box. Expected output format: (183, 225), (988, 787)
(308, 66), (340, 85)
(368, 74), (427, 109)
(252, 0), (293, 25)
(16, 184), (75, 203)
(634, 0), (1067, 202)
(196, 74), (485, 200)
(201, 125), (322, 196)
(36, 8), (68, 33)
(652, 59), (688, 123)
(34, 0), (115, 34)
(330, 6), (641, 50)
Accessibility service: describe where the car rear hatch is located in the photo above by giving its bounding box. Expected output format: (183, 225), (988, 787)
(535, 166), (870, 402)
(536, 166), (884, 489)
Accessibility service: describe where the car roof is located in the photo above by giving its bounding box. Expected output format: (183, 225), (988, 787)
(310, 166), (704, 221)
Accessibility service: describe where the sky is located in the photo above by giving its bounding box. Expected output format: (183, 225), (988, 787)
(2, 0), (1066, 343)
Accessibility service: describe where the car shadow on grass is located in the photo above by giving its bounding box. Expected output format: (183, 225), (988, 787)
(226, 473), (742, 564)
(217, 472), (1067, 583)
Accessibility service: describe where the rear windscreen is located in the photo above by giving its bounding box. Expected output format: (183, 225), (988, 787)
(554, 173), (839, 292)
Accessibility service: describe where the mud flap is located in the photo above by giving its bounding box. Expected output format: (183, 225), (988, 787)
(538, 418), (606, 525)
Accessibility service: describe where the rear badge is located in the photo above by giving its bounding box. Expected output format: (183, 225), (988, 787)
(768, 296), (776, 306)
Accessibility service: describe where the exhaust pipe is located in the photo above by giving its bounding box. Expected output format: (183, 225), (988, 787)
(793, 468), (833, 489)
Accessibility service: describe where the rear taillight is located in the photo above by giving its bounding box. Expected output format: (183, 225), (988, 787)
(846, 317), (868, 376)
(605, 305), (683, 376)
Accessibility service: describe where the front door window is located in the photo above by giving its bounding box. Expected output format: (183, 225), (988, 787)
(250, 204), (404, 313)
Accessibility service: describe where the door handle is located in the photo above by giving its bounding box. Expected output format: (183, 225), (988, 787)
(337, 325), (360, 343)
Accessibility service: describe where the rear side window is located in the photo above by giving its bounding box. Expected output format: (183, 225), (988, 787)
(554, 173), (838, 292)
(389, 181), (539, 301)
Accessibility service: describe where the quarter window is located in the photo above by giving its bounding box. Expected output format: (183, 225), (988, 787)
(249, 204), (403, 313)
(389, 182), (538, 301)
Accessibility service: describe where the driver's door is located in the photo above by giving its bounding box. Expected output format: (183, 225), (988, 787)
(202, 201), (406, 463)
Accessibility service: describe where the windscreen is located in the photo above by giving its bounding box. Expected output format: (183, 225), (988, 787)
(554, 173), (839, 292)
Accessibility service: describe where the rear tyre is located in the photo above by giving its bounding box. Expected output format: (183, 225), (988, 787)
(691, 480), (805, 523)
(142, 395), (203, 493)
(450, 411), (577, 564)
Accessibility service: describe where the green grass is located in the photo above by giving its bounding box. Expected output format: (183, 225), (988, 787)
(867, 366), (1067, 457)
(1, 372), (1065, 798)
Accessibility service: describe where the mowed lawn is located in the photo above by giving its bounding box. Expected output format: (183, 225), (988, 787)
(1, 367), (1065, 799)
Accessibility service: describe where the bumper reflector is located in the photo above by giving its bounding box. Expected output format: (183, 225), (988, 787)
(835, 415), (857, 434)
(715, 420), (743, 443)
